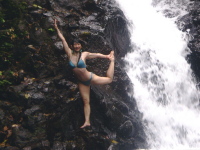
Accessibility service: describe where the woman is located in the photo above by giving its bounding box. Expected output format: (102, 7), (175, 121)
(54, 19), (115, 128)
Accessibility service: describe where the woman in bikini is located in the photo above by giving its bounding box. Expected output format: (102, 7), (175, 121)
(54, 19), (115, 128)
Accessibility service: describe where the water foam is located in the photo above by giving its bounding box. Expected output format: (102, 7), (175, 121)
(116, 0), (200, 149)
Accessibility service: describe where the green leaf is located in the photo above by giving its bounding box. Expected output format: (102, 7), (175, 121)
(0, 18), (5, 23)
(24, 93), (30, 99)
(33, 4), (42, 9)
(48, 28), (55, 32)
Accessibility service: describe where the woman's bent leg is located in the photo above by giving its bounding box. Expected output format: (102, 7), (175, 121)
(78, 83), (91, 128)
(91, 51), (115, 85)
(106, 59), (114, 82)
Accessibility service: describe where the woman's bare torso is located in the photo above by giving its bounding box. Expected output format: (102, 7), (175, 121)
(70, 52), (91, 81)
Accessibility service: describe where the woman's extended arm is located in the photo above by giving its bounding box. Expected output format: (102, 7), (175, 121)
(54, 19), (72, 57)
(86, 52), (110, 59)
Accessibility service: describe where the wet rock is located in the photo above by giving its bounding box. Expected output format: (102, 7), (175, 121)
(22, 146), (31, 150)
(10, 84), (27, 94)
(105, 13), (131, 57)
(24, 105), (40, 116)
(83, 0), (100, 11)
(180, 0), (200, 82)
(52, 0), (82, 9)
(29, 92), (45, 101)
(43, 11), (53, 17)
(1, 0), (148, 149)
(68, 23), (80, 29)
(1, 146), (20, 150)
(53, 16), (66, 27)
(79, 15), (104, 32)
(12, 126), (33, 148)
(5, 0), (199, 149)
(52, 141), (66, 150)
(0, 109), (5, 120)
(30, 9), (44, 16)
(117, 120), (134, 138)
(0, 131), (6, 143)
(41, 140), (50, 147)
(43, 87), (49, 93)
(54, 41), (63, 50)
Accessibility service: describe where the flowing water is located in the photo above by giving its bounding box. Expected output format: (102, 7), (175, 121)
(115, 0), (200, 149)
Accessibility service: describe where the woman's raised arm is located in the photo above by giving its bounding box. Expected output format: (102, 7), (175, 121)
(54, 19), (72, 58)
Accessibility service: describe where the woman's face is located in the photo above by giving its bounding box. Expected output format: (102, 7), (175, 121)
(73, 42), (82, 52)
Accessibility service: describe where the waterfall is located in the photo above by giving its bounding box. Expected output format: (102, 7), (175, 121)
(115, 0), (200, 149)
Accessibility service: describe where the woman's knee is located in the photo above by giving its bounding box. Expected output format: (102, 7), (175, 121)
(82, 97), (90, 105)
(107, 77), (113, 84)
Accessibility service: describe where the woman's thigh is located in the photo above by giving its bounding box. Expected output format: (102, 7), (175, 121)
(91, 74), (112, 85)
(78, 83), (90, 102)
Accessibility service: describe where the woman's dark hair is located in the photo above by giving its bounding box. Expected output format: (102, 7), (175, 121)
(71, 39), (82, 45)
(71, 38), (84, 53)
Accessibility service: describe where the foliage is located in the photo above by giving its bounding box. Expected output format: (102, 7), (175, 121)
(0, 0), (27, 23)
(0, 11), (5, 23)
(0, 28), (16, 68)
(32, 4), (42, 9)
(0, 0), (28, 68)
(0, 70), (14, 91)
(0, 0), (28, 88)
(48, 28), (55, 32)
(0, 80), (12, 87)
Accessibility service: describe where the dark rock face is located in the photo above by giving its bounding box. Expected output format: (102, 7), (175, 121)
(0, 0), (147, 149)
(1, 0), (199, 149)
(179, 0), (200, 82)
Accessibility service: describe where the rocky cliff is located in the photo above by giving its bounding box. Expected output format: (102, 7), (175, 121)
(0, 0), (147, 149)
(1, 0), (200, 149)
(180, 0), (200, 82)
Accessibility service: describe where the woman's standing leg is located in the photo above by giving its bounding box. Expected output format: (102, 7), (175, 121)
(78, 83), (91, 128)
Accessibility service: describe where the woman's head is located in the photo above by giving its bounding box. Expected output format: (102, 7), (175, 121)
(71, 39), (82, 52)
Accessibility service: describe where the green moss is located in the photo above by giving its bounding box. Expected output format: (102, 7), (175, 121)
(0, 11), (5, 23)
(0, 70), (17, 91)
(48, 28), (55, 32)
(32, 4), (42, 9)
(82, 31), (91, 35)
(0, 80), (12, 85)
(0, 0), (27, 21)
(0, 0), (28, 70)
(0, 79), (12, 91)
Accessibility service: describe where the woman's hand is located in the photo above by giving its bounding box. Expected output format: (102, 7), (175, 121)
(54, 19), (58, 29)
(53, 18), (71, 56)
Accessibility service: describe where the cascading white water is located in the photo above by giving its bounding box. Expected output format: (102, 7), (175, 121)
(115, 0), (200, 149)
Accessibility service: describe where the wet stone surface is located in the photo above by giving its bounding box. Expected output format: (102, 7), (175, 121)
(4, 0), (200, 149)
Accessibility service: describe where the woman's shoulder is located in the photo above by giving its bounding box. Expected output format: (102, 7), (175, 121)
(82, 51), (90, 55)
(81, 51), (90, 60)
(82, 51), (89, 53)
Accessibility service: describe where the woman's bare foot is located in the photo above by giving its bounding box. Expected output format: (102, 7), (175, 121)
(80, 122), (91, 128)
(108, 51), (115, 62)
